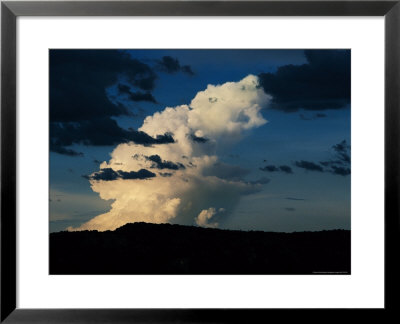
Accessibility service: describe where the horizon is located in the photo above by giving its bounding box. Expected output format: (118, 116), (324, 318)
(50, 221), (351, 234)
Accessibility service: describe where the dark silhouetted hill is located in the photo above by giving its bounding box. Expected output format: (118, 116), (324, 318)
(50, 222), (350, 274)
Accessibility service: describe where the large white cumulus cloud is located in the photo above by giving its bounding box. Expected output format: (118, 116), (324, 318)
(69, 75), (271, 231)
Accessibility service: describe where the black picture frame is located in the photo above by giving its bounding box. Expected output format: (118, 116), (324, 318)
(1, 0), (399, 322)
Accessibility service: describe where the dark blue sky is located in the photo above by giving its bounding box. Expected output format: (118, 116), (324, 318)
(49, 49), (350, 233)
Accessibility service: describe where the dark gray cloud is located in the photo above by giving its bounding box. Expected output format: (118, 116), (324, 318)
(181, 65), (195, 76)
(320, 140), (351, 176)
(50, 50), (178, 156)
(159, 172), (173, 177)
(279, 165), (293, 174)
(259, 50), (350, 112)
(83, 168), (156, 181)
(285, 197), (305, 201)
(260, 165), (279, 172)
(190, 134), (209, 143)
(261, 142), (350, 178)
(203, 162), (250, 181)
(330, 165), (351, 176)
(50, 50), (156, 123)
(332, 140), (350, 164)
(50, 119), (175, 154)
(157, 56), (195, 76)
(320, 160), (345, 167)
(50, 143), (83, 157)
(260, 164), (293, 174)
(145, 155), (185, 170)
(294, 160), (324, 172)
(117, 84), (157, 103)
(285, 207), (296, 212)
(299, 113), (328, 120)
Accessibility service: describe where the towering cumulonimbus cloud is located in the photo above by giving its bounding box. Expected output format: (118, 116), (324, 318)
(69, 75), (271, 231)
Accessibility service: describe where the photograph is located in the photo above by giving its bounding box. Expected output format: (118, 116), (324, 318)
(49, 49), (351, 275)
